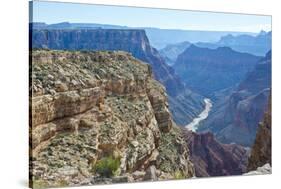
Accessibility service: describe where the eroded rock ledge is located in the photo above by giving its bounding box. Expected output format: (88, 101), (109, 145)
(183, 129), (249, 177)
(30, 50), (194, 188)
(247, 95), (271, 172)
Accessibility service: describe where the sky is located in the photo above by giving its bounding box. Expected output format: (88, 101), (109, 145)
(31, 1), (272, 32)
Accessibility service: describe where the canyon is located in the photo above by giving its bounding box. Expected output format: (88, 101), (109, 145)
(199, 51), (272, 146)
(31, 28), (205, 126)
(173, 45), (261, 97)
(29, 23), (272, 187)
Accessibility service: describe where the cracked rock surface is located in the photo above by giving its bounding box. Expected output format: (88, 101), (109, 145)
(30, 50), (194, 188)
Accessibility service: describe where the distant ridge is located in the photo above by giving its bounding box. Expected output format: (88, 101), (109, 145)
(159, 30), (271, 65)
(30, 22), (257, 49)
(173, 44), (261, 97)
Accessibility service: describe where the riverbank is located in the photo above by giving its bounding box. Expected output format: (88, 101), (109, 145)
(185, 98), (212, 132)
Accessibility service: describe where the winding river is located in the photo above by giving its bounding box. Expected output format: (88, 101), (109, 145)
(185, 98), (213, 132)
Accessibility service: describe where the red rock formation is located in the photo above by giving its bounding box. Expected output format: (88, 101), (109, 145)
(247, 95), (271, 171)
(183, 129), (249, 177)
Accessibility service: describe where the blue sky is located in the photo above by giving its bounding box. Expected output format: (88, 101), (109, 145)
(31, 1), (271, 32)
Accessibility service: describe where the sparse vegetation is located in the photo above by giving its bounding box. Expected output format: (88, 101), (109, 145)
(173, 170), (185, 180)
(92, 155), (121, 177)
(30, 50), (194, 186)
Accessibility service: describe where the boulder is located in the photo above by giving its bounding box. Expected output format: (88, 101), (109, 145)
(132, 171), (146, 180)
(144, 165), (157, 181)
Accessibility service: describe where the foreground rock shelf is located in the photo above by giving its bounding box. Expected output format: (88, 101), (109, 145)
(30, 50), (194, 188)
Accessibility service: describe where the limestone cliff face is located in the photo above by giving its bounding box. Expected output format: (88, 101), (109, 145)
(247, 96), (271, 172)
(183, 129), (249, 177)
(31, 29), (205, 126)
(31, 29), (176, 91)
(31, 29), (186, 97)
(30, 50), (194, 188)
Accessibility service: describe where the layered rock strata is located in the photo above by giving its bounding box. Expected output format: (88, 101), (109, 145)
(30, 50), (194, 188)
(31, 28), (205, 126)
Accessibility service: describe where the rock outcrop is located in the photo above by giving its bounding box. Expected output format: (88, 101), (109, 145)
(244, 163), (271, 175)
(182, 129), (249, 177)
(247, 96), (271, 171)
(31, 28), (205, 126)
(199, 51), (272, 146)
(30, 50), (194, 188)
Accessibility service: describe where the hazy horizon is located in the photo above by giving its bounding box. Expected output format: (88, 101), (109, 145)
(31, 1), (272, 33)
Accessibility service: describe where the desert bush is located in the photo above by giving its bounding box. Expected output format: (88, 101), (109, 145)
(92, 155), (121, 177)
(173, 170), (185, 180)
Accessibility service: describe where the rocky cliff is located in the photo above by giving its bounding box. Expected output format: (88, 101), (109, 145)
(247, 96), (271, 172)
(30, 50), (194, 188)
(173, 45), (261, 97)
(182, 129), (248, 177)
(199, 51), (271, 146)
(31, 29), (184, 96)
(31, 29), (205, 126)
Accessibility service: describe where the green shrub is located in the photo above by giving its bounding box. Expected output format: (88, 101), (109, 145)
(174, 170), (185, 180)
(92, 156), (121, 177)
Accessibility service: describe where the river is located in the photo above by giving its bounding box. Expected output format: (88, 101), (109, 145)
(185, 98), (212, 132)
